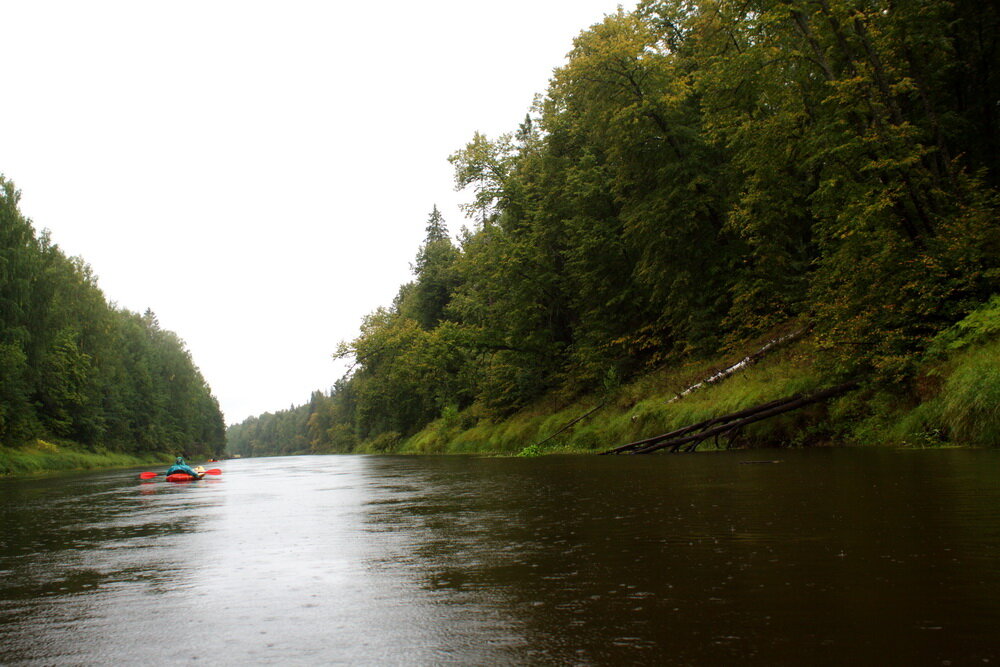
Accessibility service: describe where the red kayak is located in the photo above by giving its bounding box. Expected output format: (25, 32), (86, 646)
(139, 468), (220, 481)
(165, 472), (206, 482)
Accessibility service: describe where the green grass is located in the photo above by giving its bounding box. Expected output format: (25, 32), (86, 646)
(386, 341), (833, 456)
(841, 315), (1000, 448)
(0, 440), (171, 477)
(938, 340), (1000, 445)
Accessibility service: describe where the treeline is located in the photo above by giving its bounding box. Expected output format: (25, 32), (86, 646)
(228, 0), (1000, 456)
(0, 178), (226, 457)
(226, 392), (324, 458)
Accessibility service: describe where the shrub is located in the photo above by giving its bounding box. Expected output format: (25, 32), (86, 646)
(365, 431), (402, 453)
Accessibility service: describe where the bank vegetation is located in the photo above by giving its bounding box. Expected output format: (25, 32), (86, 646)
(227, 0), (1000, 457)
(1, 180), (226, 475)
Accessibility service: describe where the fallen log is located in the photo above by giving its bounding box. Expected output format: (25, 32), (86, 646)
(668, 326), (810, 403)
(636, 382), (859, 454)
(602, 381), (860, 455)
(599, 395), (796, 455)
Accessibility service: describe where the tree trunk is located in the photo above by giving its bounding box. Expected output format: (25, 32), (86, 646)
(601, 381), (860, 455)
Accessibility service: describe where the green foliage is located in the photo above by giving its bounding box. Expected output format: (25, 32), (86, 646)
(399, 206), (461, 330)
(839, 335), (1000, 448)
(938, 340), (1000, 445)
(226, 404), (311, 458)
(926, 295), (1000, 358)
(0, 343), (33, 443)
(516, 443), (544, 457)
(448, 132), (515, 224)
(0, 175), (225, 463)
(231, 0), (1000, 457)
(363, 431), (402, 454)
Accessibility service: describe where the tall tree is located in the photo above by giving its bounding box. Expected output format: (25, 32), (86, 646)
(401, 206), (460, 330)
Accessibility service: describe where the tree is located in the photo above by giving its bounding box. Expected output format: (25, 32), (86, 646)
(402, 206), (460, 329)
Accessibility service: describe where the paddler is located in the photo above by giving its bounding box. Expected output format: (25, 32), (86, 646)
(166, 455), (199, 478)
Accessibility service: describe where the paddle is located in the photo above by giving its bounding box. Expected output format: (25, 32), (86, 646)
(138, 468), (222, 479)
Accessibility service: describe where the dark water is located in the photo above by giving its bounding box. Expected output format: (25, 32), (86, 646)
(2, 450), (999, 665)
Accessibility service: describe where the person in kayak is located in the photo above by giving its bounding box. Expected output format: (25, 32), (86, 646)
(166, 455), (199, 478)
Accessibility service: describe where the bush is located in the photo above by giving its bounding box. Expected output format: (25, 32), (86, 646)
(926, 295), (1000, 358)
(365, 431), (402, 453)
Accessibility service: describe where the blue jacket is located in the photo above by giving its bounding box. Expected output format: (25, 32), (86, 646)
(166, 457), (198, 477)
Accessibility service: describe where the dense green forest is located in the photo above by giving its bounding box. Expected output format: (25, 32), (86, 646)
(0, 177), (226, 469)
(227, 0), (1000, 458)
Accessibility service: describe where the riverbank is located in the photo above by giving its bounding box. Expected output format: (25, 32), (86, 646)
(0, 440), (172, 477)
(224, 300), (999, 459)
(367, 344), (829, 456)
(358, 307), (1000, 456)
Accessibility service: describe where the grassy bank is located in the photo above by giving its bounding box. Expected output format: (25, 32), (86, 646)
(0, 440), (172, 477)
(355, 310), (1000, 456)
(385, 339), (832, 456)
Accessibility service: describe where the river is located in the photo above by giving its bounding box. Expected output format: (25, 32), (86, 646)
(1, 450), (999, 665)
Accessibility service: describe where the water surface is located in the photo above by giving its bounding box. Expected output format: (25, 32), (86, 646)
(2, 450), (999, 664)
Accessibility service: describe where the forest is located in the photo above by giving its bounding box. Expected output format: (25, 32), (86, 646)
(0, 178), (226, 470)
(228, 0), (999, 458)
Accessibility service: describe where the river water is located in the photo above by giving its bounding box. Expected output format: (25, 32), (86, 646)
(1, 450), (999, 665)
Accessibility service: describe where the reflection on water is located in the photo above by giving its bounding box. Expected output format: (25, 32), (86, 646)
(2, 450), (999, 664)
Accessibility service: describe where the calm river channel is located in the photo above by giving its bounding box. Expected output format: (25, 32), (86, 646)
(2, 450), (999, 665)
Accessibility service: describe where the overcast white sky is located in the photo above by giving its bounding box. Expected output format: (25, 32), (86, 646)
(1, 0), (635, 425)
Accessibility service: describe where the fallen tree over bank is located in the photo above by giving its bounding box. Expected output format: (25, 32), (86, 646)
(668, 327), (810, 403)
(600, 381), (861, 455)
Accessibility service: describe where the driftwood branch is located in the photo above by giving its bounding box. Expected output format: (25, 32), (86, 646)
(600, 381), (859, 455)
